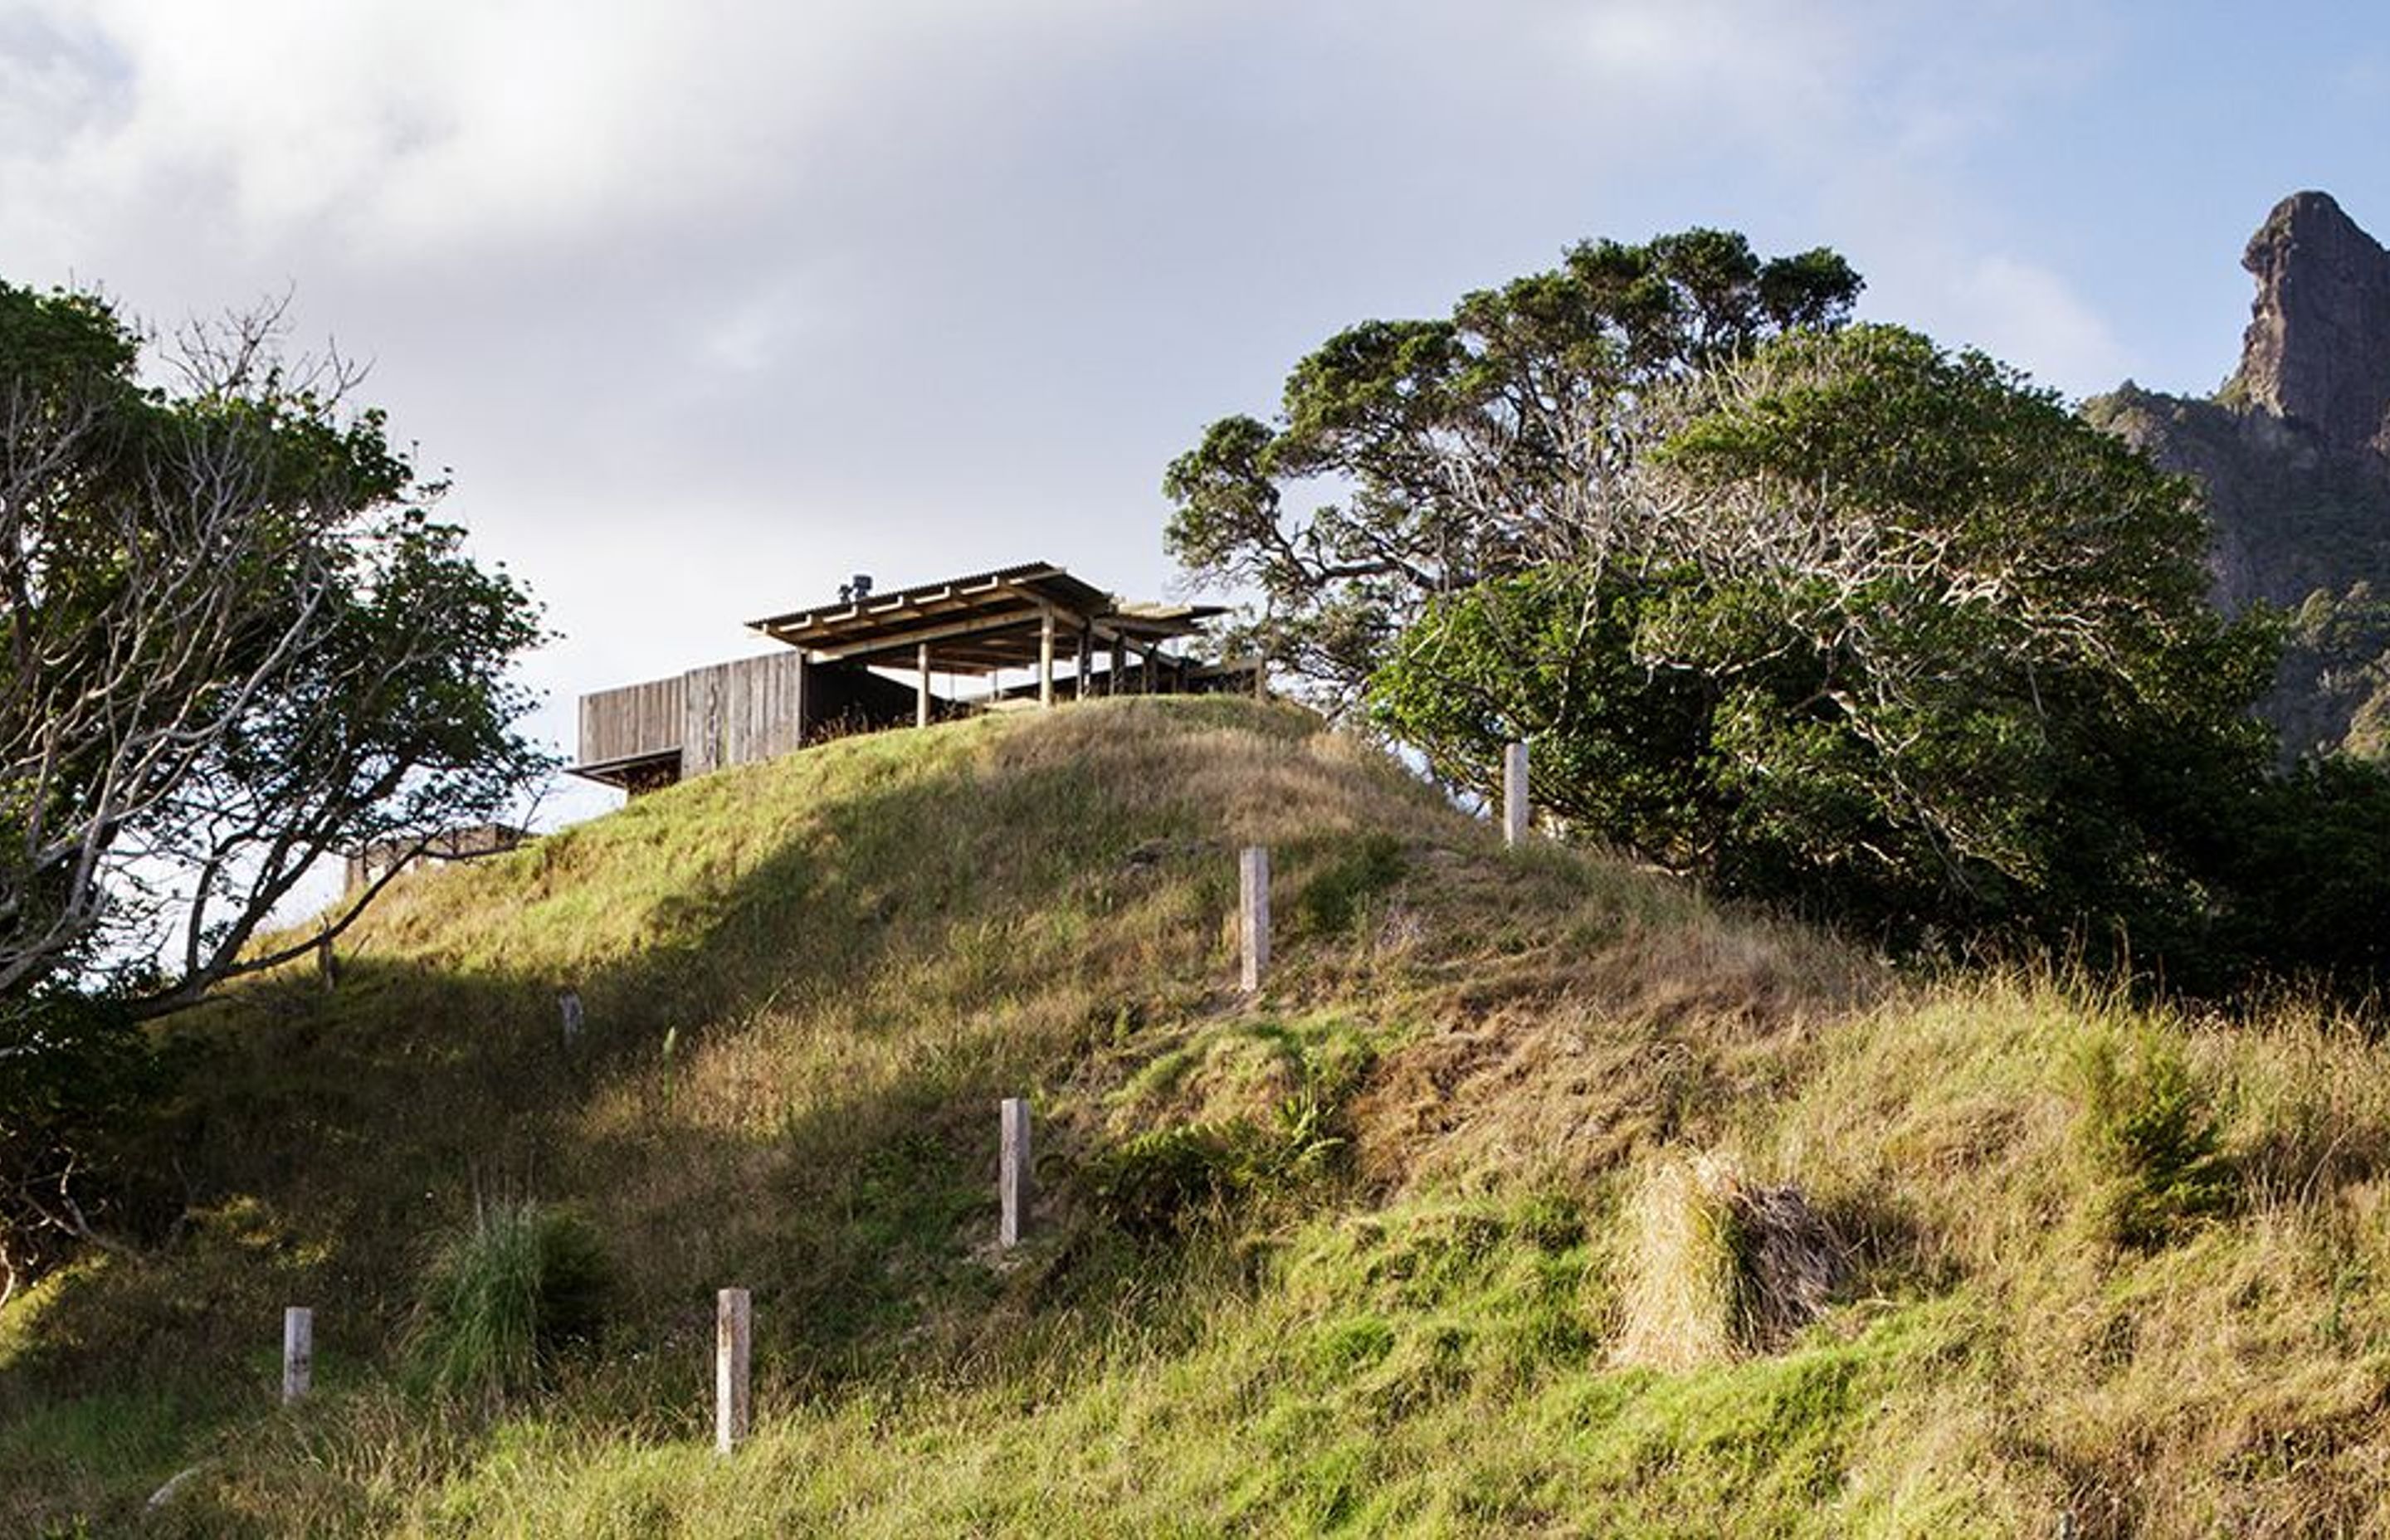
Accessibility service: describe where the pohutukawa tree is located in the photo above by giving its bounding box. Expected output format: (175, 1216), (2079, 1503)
(0, 281), (549, 1280)
(1370, 324), (2279, 944)
(1162, 229), (1863, 704)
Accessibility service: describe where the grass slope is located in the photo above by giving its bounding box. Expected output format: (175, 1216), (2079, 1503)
(7, 697), (2390, 1535)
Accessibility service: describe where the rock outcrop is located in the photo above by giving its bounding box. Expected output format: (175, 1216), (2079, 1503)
(2090, 191), (2390, 758)
(2224, 191), (2390, 457)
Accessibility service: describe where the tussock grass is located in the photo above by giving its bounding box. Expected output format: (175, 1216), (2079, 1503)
(1613, 1152), (1842, 1372)
(12, 698), (2390, 1533)
(409, 1198), (609, 1401)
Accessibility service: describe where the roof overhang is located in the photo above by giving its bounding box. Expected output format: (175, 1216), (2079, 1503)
(747, 562), (1225, 675)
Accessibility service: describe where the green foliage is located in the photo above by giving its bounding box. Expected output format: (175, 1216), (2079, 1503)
(0, 992), (177, 1284)
(0, 275), (551, 1009)
(2078, 1032), (2234, 1249)
(409, 1200), (610, 1401)
(0, 275), (550, 1297)
(1293, 833), (1406, 936)
(1091, 1052), (1359, 1242)
(1164, 228), (1861, 700)
(1373, 325), (2283, 967)
(1366, 566), (1719, 864)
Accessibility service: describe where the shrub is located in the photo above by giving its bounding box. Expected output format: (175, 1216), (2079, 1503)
(2078, 1031), (2234, 1249)
(409, 1198), (609, 1400)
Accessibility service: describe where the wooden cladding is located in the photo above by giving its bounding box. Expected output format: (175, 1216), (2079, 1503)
(680, 654), (806, 777)
(579, 674), (685, 769)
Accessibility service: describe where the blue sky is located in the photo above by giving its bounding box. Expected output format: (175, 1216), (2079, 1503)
(2, 0), (2386, 825)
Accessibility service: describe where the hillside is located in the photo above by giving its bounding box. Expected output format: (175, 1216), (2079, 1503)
(7, 698), (2390, 1535)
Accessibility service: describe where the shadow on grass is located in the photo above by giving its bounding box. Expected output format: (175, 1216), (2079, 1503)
(0, 701), (1404, 1527)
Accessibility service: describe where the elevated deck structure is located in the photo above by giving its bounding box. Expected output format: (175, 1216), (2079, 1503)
(572, 562), (1249, 792)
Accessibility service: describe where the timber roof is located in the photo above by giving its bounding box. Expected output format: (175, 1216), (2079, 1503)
(747, 561), (1226, 675)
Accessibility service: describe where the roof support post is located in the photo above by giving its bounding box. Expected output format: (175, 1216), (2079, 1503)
(1076, 623), (1092, 701)
(1110, 635), (1126, 697)
(916, 641), (932, 729)
(1039, 608), (1056, 709)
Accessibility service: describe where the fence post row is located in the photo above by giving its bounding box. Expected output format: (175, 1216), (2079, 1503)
(1239, 845), (1271, 993)
(1000, 1097), (1032, 1249)
(1503, 739), (1529, 847)
(716, 1287), (752, 1455)
(281, 1306), (312, 1405)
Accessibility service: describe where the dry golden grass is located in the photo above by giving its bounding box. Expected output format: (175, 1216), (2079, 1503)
(17, 698), (2390, 1534)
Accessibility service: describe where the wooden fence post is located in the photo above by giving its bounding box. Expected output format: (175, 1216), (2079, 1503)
(1239, 846), (1271, 993)
(1000, 1097), (1032, 1248)
(1502, 740), (1529, 847)
(281, 1306), (312, 1405)
(715, 1288), (751, 1455)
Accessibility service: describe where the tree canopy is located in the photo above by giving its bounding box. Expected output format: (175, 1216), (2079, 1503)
(1370, 324), (2280, 951)
(1169, 228), (2390, 991)
(0, 284), (550, 1014)
(1163, 230), (1862, 702)
(0, 281), (550, 1275)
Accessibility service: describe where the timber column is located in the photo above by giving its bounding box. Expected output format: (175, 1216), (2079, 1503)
(1039, 609), (1056, 708)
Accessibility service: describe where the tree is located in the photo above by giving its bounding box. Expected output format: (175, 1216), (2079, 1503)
(1163, 229), (1862, 704)
(1372, 325), (2280, 953)
(1, 284), (549, 1010)
(0, 281), (550, 1280)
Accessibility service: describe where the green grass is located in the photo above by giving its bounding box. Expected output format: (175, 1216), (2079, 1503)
(10, 697), (2390, 1534)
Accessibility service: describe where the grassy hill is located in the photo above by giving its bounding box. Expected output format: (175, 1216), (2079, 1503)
(7, 697), (2390, 1536)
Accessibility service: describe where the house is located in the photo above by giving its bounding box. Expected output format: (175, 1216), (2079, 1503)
(570, 562), (1251, 792)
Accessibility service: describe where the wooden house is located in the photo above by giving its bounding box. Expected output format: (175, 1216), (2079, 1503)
(571, 562), (1248, 792)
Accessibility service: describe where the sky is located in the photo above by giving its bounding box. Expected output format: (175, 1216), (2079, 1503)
(6, 0), (2390, 832)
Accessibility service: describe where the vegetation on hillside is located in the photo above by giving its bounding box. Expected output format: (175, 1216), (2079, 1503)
(8, 699), (2390, 1535)
(0, 280), (549, 1291)
(1174, 230), (2390, 997)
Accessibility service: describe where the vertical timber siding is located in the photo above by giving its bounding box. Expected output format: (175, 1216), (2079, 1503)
(680, 653), (807, 777)
(579, 675), (687, 767)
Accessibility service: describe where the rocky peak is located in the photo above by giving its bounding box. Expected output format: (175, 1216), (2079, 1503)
(2225, 190), (2390, 455)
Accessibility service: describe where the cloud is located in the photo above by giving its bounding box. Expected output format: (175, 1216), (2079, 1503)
(1941, 254), (2134, 397)
(0, 0), (1162, 267)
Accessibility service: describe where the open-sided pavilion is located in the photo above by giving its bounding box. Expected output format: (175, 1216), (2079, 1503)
(572, 562), (1251, 792)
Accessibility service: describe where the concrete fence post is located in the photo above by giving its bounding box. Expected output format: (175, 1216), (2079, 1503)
(715, 1287), (752, 1455)
(281, 1306), (312, 1405)
(1000, 1097), (1032, 1248)
(558, 989), (583, 1049)
(1239, 846), (1271, 993)
(1502, 740), (1530, 847)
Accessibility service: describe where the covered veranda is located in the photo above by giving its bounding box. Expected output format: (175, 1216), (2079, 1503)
(747, 561), (1240, 725)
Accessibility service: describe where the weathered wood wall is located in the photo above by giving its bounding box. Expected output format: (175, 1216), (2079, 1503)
(681, 653), (807, 776)
(580, 675), (686, 768)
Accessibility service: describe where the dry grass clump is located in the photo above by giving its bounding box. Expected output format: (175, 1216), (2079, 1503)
(1612, 1151), (1842, 1370)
